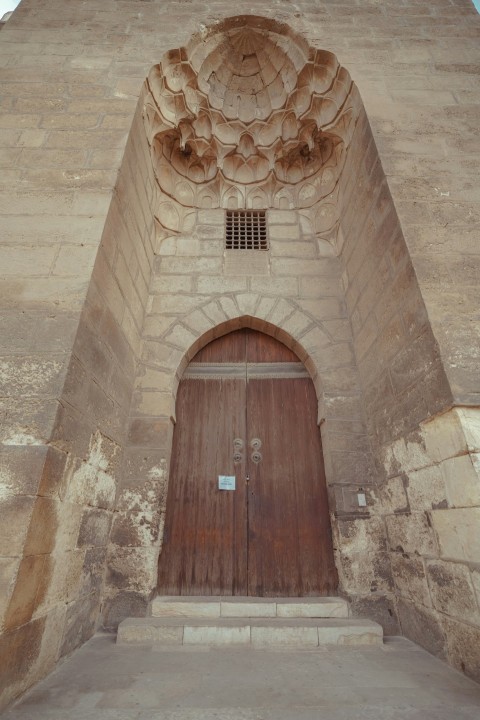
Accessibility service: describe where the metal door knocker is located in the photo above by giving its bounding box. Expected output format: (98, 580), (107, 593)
(233, 438), (244, 464)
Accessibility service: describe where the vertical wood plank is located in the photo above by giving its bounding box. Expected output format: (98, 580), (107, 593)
(247, 376), (337, 596)
(157, 377), (247, 595)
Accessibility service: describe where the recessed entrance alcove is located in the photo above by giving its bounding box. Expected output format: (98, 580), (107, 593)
(104, 14), (451, 648)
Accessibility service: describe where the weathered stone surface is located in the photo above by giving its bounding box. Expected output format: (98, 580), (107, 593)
(23, 497), (58, 555)
(426, 560), (479, 624)
(0, 496), (34, 557)
(442, 453), (480, 508)
(391, 554), (431, 608)
(60, 592), (100, 658)
(397, 598), (447, 660)
(77, 509), (112, 548)
(127, 418), (171, 448)
(3, 555), (49, 630)
(0, 445), (48, 498)
(103, 590), (150, 631)
(0, 616), (46, 708)
(348, 594), (399, 636)
(386, 512), (438, 557)
(432, 507), (480, 563)
(405, 465), (447, 511)
(443, 616), (480, 684)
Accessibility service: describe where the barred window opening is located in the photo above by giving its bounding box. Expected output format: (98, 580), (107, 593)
(225, 210), (268, 250)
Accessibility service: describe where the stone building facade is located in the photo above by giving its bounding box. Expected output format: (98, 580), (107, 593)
(0, 0), (479, 710)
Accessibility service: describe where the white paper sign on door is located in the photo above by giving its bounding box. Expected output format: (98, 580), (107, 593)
(218, 475), (236, 490)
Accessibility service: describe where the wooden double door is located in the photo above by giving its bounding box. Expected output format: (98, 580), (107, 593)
(157, 329), (337, 597)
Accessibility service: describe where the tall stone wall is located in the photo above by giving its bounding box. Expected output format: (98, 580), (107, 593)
(340, 106), (480, 679)
(0, 0), (479, 709)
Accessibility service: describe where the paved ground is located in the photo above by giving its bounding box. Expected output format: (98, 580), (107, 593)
(3, 634), (480, 720)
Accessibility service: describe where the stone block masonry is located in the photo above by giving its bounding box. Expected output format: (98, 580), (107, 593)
(0, 0), (479, 710)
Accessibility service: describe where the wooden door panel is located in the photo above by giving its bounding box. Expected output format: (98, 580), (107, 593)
(157, 377), (247, 595)
(247, 377), (337, 596)
(158, 329), (337, 598)
(246, 329), (299, 363)
(192, 329), (246, 363)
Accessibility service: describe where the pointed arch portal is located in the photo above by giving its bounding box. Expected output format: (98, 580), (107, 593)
(157, 328), (337, 597)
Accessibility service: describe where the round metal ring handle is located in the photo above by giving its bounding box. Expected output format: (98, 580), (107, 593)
(250, 438), (262, 450)
(251, 451), (262, 464)
(233, 452), (243, 463)
(233, 438), (244, 450)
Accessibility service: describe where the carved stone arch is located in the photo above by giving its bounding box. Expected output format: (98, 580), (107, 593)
(246, 186), (269, 210)
(173, 309), (326, 426)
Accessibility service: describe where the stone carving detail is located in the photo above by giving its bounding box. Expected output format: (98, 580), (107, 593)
(143, 17), (360, 238)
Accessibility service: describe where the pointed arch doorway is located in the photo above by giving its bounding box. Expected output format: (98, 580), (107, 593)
(157, 328), (337, 597)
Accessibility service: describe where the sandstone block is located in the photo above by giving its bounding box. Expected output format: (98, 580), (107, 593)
(270, 240), (317, 259)
(118, 620), (183, 645)
(457, 408), (480, 453)
(442, 453), (480, 508)
(251, 626), (318, 647)
(442, 616), (480, 684)
(149, 294), (202, 315)
(422, 409), (468, 463)
(280, 310), (313, 338)
(3, 555), (48, 630)
(0, 558), (20, 629)
(340, 551), (393, 595)
(267, 210), (298, 225)
(77, 508), (112, 548)
(397, 598), (446, 659)
(0, 496), (35, 557)
(184, 625), (250, 646)
(197, 276), (248, 294)
(268, 225), (301, 240)
(386, 512), (438, 557)
(23, 497), (58, 555)
(431, 507), (480, 563)
(299, 276), (342, 298)
(132, 391), (174, 418)
(405, 465), (447, 511)
(426, 559), (479, 624)
(163, 323), (198, 350)
(391, 554), (431, 607)
(150, 274), (194, 294)
(250, 277), (299, 296)
(197, 209), (224, 225)
(127, 417), (172, 449)
(221, 602), (276, 618)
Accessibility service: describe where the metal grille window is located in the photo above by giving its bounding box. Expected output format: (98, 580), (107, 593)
(225, 210), (268, 250)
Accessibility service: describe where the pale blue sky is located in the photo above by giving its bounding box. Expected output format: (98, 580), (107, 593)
(1, 0), (19, 17)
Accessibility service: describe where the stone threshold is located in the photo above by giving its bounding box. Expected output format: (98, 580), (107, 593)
(117, 616), (383, 648)
(151, 596), (350, 619)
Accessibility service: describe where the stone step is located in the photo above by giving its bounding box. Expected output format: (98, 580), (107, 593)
(117, 617), (383, 648)
(151, 596), (350, 619)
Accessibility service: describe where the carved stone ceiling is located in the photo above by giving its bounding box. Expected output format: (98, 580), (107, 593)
(143, 16), (360, 237)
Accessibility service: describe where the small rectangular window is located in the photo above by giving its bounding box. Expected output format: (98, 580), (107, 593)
(225, 210), (268, 251)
